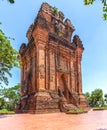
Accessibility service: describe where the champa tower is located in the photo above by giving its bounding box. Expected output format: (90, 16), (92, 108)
(16, 3), (89, 113)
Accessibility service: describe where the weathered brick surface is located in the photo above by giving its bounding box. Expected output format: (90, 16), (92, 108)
(16, 2), (89, 114)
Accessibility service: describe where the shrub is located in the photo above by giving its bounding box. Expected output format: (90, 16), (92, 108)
(0, 109), (15, 114)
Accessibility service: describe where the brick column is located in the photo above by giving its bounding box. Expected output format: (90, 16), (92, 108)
(33, 26), (48, 91)
(20, 63), (24, 84)
(45, 47), (49, 90)
(77, 61), (82, 93)
(70, 60), (75, 92)
(20, 60), (24, 94)
(76, 52), (83, 94)
(32, 56), (36, 93)
(37, 44), (45, 90)
(49, 50), (56, 90)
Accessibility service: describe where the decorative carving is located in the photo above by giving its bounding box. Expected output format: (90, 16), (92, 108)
(49, 32), (76, 50)
(54, 21), (65, 36)
(39, 64), (45, 79)
(21, 80), (28, 96)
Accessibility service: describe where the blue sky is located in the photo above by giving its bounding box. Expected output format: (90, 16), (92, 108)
(0, 0), (107, 94)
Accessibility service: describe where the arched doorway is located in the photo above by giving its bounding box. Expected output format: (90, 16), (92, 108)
(58, 73), (70, 103)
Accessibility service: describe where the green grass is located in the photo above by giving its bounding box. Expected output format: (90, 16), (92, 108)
(66, 109), (88, 114)
(0, 109), (15, 114)
(93, 107), (107, 111)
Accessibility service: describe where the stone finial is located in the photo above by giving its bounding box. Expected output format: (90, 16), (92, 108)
(26, 24), (34, 41)
(41, 2), (52, 14)
(59, 11), (65, 21)
(64, 19), (75, 30)
(73, 35), (83, 48)
(19, 43), (26, 55)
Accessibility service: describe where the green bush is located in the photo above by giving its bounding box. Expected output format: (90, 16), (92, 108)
(0, 109), (15, 114)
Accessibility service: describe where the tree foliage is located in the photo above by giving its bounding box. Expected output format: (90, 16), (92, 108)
(91, 89), (103, 107)
(0, 0), (19, 87)
(0, 28), (19, 87)
(104, 93), (107, 104)
(85, 88), (106, 107)
(2, 0), (15, 4)
(0, 84), (20, 110)
(84, 0), (107, 20)
(8, 0), (14, 3)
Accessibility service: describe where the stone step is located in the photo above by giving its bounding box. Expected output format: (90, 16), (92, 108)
(60, 102), (79, 112)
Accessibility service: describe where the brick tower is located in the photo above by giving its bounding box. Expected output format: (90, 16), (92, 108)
(16, 3), (89, 113)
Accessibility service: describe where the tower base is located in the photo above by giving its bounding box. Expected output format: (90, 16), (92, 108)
(15, 90), (89, 114)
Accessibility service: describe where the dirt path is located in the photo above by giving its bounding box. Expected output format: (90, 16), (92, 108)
(0, 110), (107, 130)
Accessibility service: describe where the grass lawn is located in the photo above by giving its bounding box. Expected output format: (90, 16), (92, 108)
(66, 109), (88, 114)
(93, 107), (107, 111)
(0, 109), (15, 115)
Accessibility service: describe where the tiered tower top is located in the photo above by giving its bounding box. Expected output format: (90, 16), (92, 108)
(26, 3), (83, 47)
(20, 2), (84, 56)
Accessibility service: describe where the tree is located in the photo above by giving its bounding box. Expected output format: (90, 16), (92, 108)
(85, 92), (92, 106)
(84, 0), (107, 20)
(0, 0), (19, 88)
(85, 88), (104, 107)
(104, 93), (107, 104)
(0, 84), (20, 110)
(91, 89), (103, 107)
(0, 98), (5, 109)
(0, 28), (19, 87)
